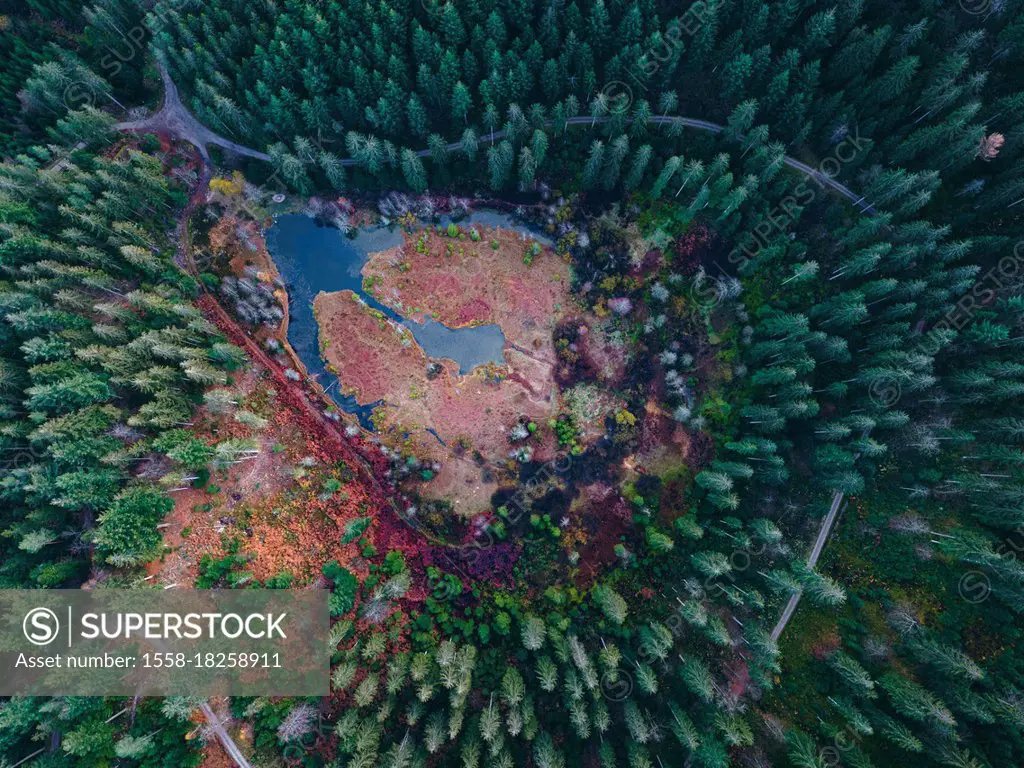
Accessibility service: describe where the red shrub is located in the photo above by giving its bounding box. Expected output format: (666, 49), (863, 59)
(672, 224), (713, 276)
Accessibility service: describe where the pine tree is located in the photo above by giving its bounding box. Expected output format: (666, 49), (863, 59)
(401, 149), (428, 193)
(623, 144), (652, 190)
(521, 614), (546, 650)
(592, 583), (628, 624)
(582, 139), (605, 189)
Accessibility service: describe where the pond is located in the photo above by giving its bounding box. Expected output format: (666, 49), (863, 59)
(266, 213), (513, 422)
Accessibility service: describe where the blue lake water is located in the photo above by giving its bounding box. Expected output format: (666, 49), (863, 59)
(265, 214), (510, 421)
(451, 210), (554, 246)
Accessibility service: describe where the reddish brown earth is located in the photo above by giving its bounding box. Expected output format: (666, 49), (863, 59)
(197, 745), (234, 768)
(573, 482), (634, 584)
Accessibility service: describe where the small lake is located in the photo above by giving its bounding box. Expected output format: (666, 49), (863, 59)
(265, 213), (512, 421)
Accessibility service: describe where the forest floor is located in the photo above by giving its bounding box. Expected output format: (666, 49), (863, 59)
(148, 363), (374, 587)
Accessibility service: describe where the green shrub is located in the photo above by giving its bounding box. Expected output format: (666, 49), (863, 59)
(323, 560), (359, 616)
(383, 550), (406, 575)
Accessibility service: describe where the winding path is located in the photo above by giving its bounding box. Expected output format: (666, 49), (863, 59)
(770, 494), (848, 642)
(119, 64), (874, 216)
(198, 702), (253, 768)
(115, 61), (270, 163)
(769, 435), (867, 642)
(440, 117), (876, 214)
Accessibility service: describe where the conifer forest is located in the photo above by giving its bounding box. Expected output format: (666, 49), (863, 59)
(2, 0), (1024, 765)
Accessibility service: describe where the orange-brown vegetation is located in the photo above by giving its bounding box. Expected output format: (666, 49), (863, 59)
(153, 294), (409, 588)
(154, 365), (374, 585)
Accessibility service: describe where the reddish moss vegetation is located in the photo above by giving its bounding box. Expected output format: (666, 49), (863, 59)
(672, 223), (714, 276)
(314, 288), (558, 516)
(362, 223), (569, 354)
(151, 295), (414, 588)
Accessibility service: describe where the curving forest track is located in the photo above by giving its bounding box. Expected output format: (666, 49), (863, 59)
(115, 60), (271, 163)
(121, 64), (875, 216)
